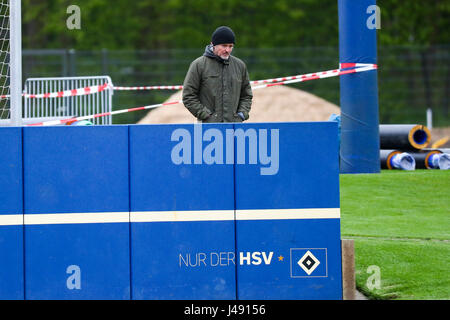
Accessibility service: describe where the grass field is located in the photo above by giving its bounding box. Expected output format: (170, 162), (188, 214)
(339, 170), (450, 300)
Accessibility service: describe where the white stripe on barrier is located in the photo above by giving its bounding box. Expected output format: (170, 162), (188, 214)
(130, 210), (235, 223)
(0, 208), (340, 226)
(0, 215), (23, 226)
(235, 208), (340, 220)
(23, 212), (130, 225)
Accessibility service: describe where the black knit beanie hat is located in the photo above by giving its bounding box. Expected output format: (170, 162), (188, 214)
(211, 26), (235, 45)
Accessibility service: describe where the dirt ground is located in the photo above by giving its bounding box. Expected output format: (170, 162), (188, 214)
(137, 85), (449, 148)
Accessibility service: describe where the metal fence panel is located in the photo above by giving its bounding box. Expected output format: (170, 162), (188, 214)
(22, 75), (113, 125)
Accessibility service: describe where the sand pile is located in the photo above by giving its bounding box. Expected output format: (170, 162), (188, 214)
(137, 85), (341, 124)
(430, 127), (450, 148)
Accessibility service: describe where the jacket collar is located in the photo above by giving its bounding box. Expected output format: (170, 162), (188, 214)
(203, 44), (230, 65)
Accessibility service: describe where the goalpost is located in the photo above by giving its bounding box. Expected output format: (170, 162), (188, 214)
(0, 0), (22, 126)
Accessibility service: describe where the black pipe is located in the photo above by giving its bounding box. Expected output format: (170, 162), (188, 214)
(380, 149), (401, 169)
(380, 124), (431, 150)
(423, 148), (450, 154)
(409, 150), (440, 169)
(410, 149), (450, 169)
(380, 149), (415, 170)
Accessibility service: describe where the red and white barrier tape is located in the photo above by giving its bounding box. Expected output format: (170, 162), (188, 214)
(26, 63), (377, 126)
(252, 63), (377, 89)
(0, 83), (110, 100)
(112, 63), (377, 91)
(113, 85), (184, 91)
(14, 63), (377, 99)
(27, 101), (182, 126)
(24, 82), (110, 99)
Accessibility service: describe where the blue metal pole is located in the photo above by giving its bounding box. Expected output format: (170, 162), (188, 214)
(338, 0), (380, 173)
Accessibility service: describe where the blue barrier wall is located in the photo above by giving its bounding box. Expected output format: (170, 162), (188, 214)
(234, 123), (341, 299)
(129, 124), (236, 299)
(0, 123), (341, 300)
(23, 126), (130, 299)
(0, 127), (23, 300)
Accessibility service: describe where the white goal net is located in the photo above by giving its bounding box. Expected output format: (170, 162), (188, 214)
(0, 1), (10, 121)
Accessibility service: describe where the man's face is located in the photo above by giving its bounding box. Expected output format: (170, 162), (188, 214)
(213, 43), (234, 60)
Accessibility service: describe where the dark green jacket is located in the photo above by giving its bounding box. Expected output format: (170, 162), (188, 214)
(182, 45), (253, 123)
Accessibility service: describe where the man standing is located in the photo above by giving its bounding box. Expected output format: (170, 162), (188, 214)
(182, 26), (252, 123)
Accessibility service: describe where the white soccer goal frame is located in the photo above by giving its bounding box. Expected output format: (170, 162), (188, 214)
(9, 0), (21, 126)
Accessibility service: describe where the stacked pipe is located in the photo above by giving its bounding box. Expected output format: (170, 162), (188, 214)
(416, 148), (450, 170)
(379, 125), (450, 170)
(380, 149), (416, 170)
